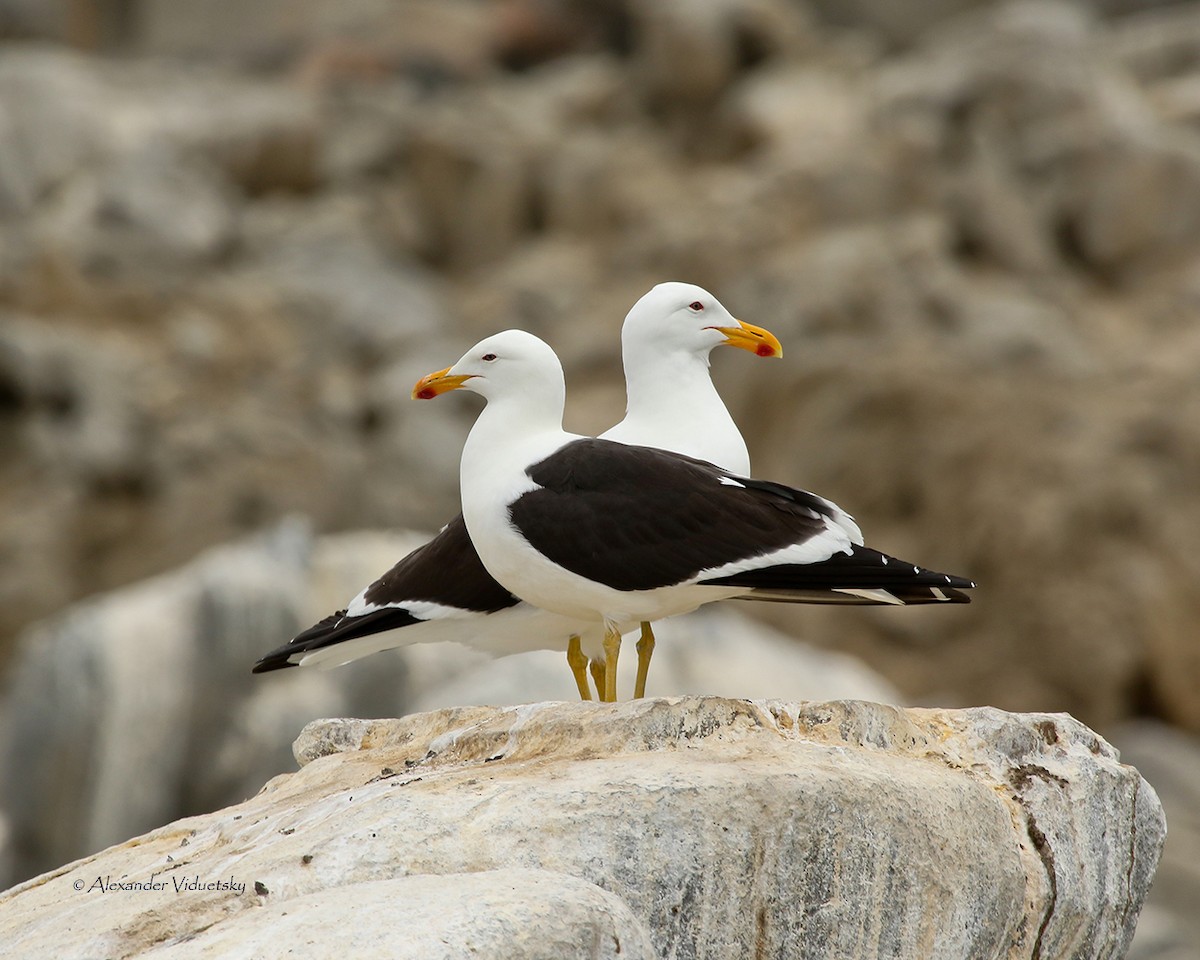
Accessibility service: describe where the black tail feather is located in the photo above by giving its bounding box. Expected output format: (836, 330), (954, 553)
(701, 544), (974, 605)
(251, 606), (423, 673)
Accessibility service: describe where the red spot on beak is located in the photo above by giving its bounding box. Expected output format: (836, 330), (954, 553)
(756, 343), (776, 357)
(416, 388), (436, 400)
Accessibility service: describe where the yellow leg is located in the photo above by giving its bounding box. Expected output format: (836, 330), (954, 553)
(567, 636), (591, 701)
(634, 621), (656, 699)
(589, 659), (606, 702)
(603, 621), (621, 703)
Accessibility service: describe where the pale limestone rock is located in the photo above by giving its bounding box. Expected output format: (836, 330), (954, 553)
(0, 698), (1162, 960)
(142, 870), (656, 960)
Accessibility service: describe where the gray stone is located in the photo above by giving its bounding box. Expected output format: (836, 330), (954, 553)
(0, 48), (107, 215)
(630, 0), (816, 124)
(0, 315), (152, 492)
(1065, 131), (1200, 274)
(34, 147), (236, 288)
(318, 81), (419, 184)
(806, 0), (994, 47)
(0, 48), (320, 209)
(407, 95), (546, 269)
(630, 0), (753, 109)
(99, 60), (321, 194)
(0, 0), (61, 41)
(872, 0), (1200, 278)
(234, 193), (448, 356)
(1105, 4), (1200, 84)
(0, 698), (1163, 959)
(136, 0), (498, 79)
(730, 65), (869, 167)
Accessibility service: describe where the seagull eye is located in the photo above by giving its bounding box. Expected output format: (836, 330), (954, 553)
(689, 301), (704, 312)
(482, 353), (497, 362)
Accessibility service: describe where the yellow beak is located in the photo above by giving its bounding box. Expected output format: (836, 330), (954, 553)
(412, 367), (475, 400)
(709, 320), (783, 358)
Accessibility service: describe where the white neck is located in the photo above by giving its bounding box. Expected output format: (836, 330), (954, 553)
(459, 372), (578, 516)
(605, 349), (751, 475)
(458, 374), (582, 594)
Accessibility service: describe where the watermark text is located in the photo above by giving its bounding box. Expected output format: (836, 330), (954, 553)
(73, 874), (247, 896)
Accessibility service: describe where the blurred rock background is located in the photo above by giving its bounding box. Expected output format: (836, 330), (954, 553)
(0, 0), (1197, 953)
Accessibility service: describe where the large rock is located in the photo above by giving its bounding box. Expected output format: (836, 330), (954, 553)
(0, 698), (1163, 959)
(145, 869), (656, 960)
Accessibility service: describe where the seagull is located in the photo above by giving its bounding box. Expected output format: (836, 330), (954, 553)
(253, 282), (782, 700)
(414, 330), (974, 702)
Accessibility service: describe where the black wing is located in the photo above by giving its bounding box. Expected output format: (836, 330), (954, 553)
(252, 515), (520, 673)
(509, 439), (841, 592)
(356, 514), (519, 613)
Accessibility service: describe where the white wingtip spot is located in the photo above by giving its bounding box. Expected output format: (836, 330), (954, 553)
(944, 575), (951, 583)
(834, 587), (906, 605)
(881, 556), (888, 564)
(719, 476), (745, 488)
(913, 565), (920, 574)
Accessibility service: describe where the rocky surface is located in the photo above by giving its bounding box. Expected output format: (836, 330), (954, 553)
(0, 697), (1164, 959)
(146, 870), (658, 960)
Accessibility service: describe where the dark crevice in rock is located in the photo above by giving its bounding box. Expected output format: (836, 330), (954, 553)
(1010, 764), (1069, 792)
(1025, 811), (1057, 960)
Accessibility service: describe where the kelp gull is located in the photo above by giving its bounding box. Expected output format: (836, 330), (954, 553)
(253, 282), (781, 699)
(416, 330), (974, 702)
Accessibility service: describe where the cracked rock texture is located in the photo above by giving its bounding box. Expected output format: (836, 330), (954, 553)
(0, 697), (1163, 960)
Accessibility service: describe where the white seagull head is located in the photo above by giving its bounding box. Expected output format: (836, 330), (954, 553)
(622, 281), (782, 363)
(412, 329), (565, 407)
